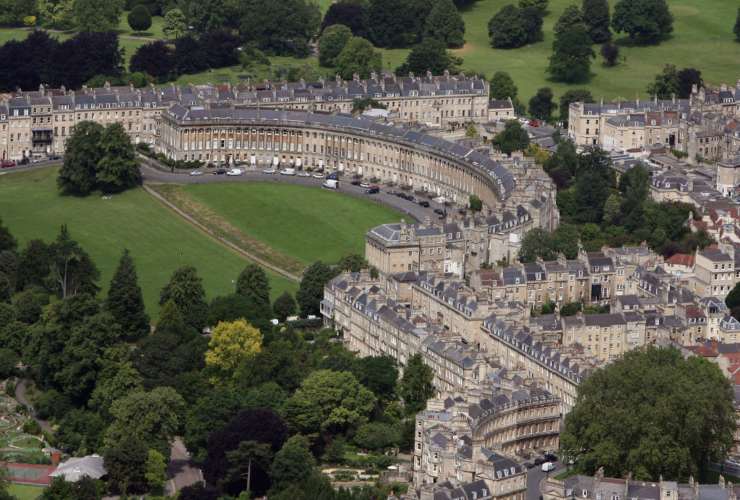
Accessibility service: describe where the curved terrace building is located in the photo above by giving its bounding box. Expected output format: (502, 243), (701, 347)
(158, 106), (516, 207)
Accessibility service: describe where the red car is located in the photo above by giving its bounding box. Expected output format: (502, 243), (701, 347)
(0, 160), (15, 168)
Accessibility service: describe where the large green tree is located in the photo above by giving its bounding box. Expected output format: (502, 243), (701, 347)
(296, 261), (337, 316)
(488, 4), (543, 48)
(239, 0), (321, 57)
(57, 121), (104, 196)
(106, 249), (149, 341)
(528, 87), (556, 121)
(612, 0), (673, 44)
(492, 119), (530, 155)
(399, 353), (434, 413)
(235, 264), (272, 319)
(162, 7), (187, 39)
(46, 225), (99, 299)
(335, 37), (383, 80)
(73, 0), (124, 32)
(561, 347), (735, 480)
(319, 24), (353, 67)
(489, 71), (517, 100)
(548, 23), (594, 83)
(582, 0), (611, 42)
(424, 0), (465, 48)
(159, 266), (208, 331)
(127, 4), (151, 32)
(554, 5), (583, 35)
(0, 218), (16, 254)
(270, 435), (315, 493)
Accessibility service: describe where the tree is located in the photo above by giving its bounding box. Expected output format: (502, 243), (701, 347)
(603, 193), (622, 225)
(46, 225), (99, 299)
(270, 435), (316, 492)
(600, 41), (619, 66)
(337, 254), (366, 273)
(16, 239), (50, 291)
(239, 0), (321, 57)
(322, 1), (369, 37)
(735, 8), (740, 42)
(40, 476), (102, 500)
(73, 0), (124, 32)
(200, 30), (241, 68)
(159, 266), (208, 332)
(99, 124), (141, 192)
(582, 0), (611, 42)
(57, 121), (104, 195)
(554, 5), (583, 35)
(677, 68), (703, 99)
(559, 89), (593, 124)
(399, 354), (434, 413)
(0, 348), (18, 379)
(283, 369), (376, 435)
(519, 228), (556, 262)
(571, 148), (614, 223)
(297, 261), (337, 316)
(162, 7), (187, 39)
(236, 264), (271, 317)
(488, 4), (542, 49)
(204, 408), (288, 496)
(553, 224), (581, 259)
(319, 24), (353, 67)
(224, 440), (274, 496)
(424, 0), (465, 48)
(548, 24), (594, 83)
(354, 356), (398, 401)
(468, 194), (483, 212)
(88, 360), (143, 417)
(519, 0), (547, 15)
(395, 38), (459, 76)
(205, 319), (263, 375)
(561, 347), (734, 480)
(354, 422), (401, 451)
(127, 4), (151, 32)
(528, 87), (556, 121)
(612, 0), (673, 44)
(489, 71), (517, 100)
(105, 387), (186, 459)
(272, 292), (297, 322)
(106, 249), (149, 341)
(180, 483), (220, 500)
(335, 37), (382, 80)
(647, 64), (685, 100)
(145, 449), (167, 495)
(0, 218), (16, 254)
(174, 35), (208, 74)
(492, 120), (530, 155)
(130, 40), (176, 82)
(104, 436), (148, 494)
(367, 0), (427, 48)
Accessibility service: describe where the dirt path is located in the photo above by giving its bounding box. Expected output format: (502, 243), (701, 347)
(143, 184), (302, 283)
(14, 380), (52, 435)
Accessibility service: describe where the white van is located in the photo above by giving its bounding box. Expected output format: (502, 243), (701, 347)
(322, 179), (338, 190)
(541, 462), (556, 472)
(280, 168), (296, 176)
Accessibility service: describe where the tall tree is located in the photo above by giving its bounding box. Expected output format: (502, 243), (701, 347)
(46, 225), (99, 299)
(73, 0), (124, 32)
(489, 71), (517, 100)
(528, 87), (556, 121)
(395, 38), (458, 76)
(239, 0), (321, 57)
(205, 319), (263, 376)
(322, 0), (370, 37)
(159, 266), (208, 332)
(162, 7), (187, 39)
(57, 121), (105, 195)
(677, 68), (703, 99)
(647, 64), (680, 99)
(145, 449), (167, 495)
(561, 347), (734, 480)
(554, 5), (583, 35)
(319, 24), (353, 67)
(296, 261), (337, 316)
(582, 0), (611, 42)
(600, 41), (619, 66)
(0, 218), (16, 253)
(424, 0), (465, 48)
(335, 36), (383, 79)
(129, 41), (176, 82)
(368, 0), (430, 48)
(106, 249), (149, 341)
(399, 354), (434, 413)
(559, 89), (594, 124)
(127, 4), (151, 32)
(16, 239), (50, 291)
(236, 264), (272, 317)
(104, 436), (148, 494)
(270, 435), (316, 492)
(519, 228), (556, 262)
(492, 119), (530, 155)
(224, 441), (274, 496)
(548, 23), (594, 83)
(612, 0), (673, 44)
(735, 8), (740, 42)
(488, 4), (540, 49)
(98, 122), (142, 192)
(272, 292), (297, 321)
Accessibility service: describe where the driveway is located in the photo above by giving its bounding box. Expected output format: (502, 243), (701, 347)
(166, 437), (203, 495)
(527, 461), (565, 500)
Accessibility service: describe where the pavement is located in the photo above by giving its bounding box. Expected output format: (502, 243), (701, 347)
(139, 162), (457, 224)
(526, 460), (566, 500)
(166, 437), (203, 495)
(14, 379), (52, 434)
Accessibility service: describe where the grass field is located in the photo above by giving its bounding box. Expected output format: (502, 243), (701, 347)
(0, 168), (296, 317)
(8, 484), (44, 500)
(158, 182), (405, 267)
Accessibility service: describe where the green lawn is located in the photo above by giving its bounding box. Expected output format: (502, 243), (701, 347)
(8, 484), (44, 500)
(0, 168), (296, 317)
(180, 182), (405, 266)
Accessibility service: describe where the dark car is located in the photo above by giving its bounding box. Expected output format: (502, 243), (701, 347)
(524, 461), (535, 469)
(365, 186), (380, 194)
(418, 200), (430, 207)
(214, 168), (227, 175)
(406, 195), (415, 202)
(544, 452), (558, 462)
(0, 160), (15, 168)
(434, 208), (445, 215)
(533, 457), (545, 466)
(351, 180), (361, 186)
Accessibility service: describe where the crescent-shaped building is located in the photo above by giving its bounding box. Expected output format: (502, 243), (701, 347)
(158, 105), (517, 208)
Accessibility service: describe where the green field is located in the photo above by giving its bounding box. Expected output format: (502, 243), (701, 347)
(179, 182), (405, 266)
(8, 484), (44, 500)
(0, 168), (296, 316)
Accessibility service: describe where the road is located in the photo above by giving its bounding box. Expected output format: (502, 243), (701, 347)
(527, 461), (565, 500)
(167, 437), (203, 495)
(14, 379), (52, 434)
(139, 162), (453, 224)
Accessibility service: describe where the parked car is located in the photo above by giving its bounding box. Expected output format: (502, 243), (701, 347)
(418, 200), (430, 207)
(189, 170), (203, 176)
(214, 169), (227, 175)
(297, 171), (311, 177)
(541, 462), (556, 473)
(0, 160), (15, 168)
(365, 186), (380, 194)
(544, 452), (558, 462)
(434, 208), (445, 215)
(360, 182), (371, 188)
(48, 155), (61, 161)
(406, 195), (415, 202)
(226, 168), (243, 176)
(322, 179), (338, 190)
(533, 457), (545, 466)
(280, 168), (296, 176)
(351, 179), (361, 186)
(262, 168), (277, 174)
(312, 172), (325, 179)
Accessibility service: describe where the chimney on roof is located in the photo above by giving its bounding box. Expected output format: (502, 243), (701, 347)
(38, 84), (44, 96)
(352, 72), (360, 82)
(104, 80), (111, 90)
(426, 70), (432, 80)
(672, 93), (676, 104)
(444, 69), (450, 79)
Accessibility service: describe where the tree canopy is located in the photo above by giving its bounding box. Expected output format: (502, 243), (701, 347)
(612, 0), (673, 44)
(319, 24), (353, 67)
(205, 319), (263, 376)
(335, 37), (383, 80)
(106, 249), (149, 341)
(561, 347), (735, 480)
(582, 0), (611, 42)
(399, 354), (434, 413)
(548, 23), (594, 83)
(424, 0), (465, 48)
(395, 38), (459, 76)
(492, 120), (530, 155)
(488, 4), (543, 48)
(159, 266), (208, 332)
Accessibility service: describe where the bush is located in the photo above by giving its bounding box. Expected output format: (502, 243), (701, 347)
(23, 419), (42, 435)
(128, 5), (152, 33)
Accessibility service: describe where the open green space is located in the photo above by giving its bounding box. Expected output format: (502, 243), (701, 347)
(177, 182), (405, 266)
(0, 168), (296, 317)
(8, 484), (44, 500)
